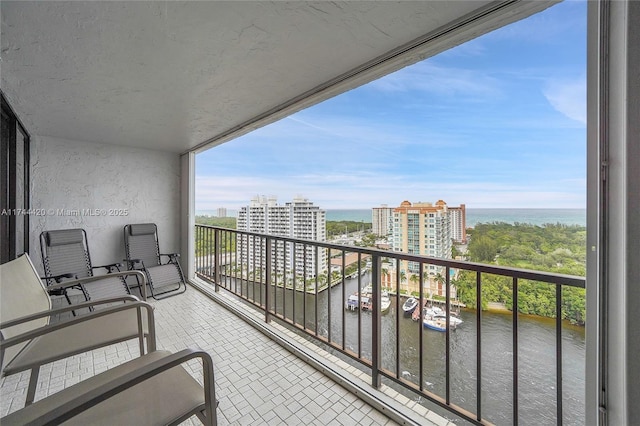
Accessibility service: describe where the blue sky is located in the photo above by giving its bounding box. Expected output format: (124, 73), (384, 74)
(196, 1), (586, 212)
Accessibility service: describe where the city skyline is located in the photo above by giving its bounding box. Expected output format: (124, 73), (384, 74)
(196, 0), (586, 211)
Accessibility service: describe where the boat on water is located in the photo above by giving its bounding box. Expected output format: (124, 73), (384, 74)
(345, 293), (372, 311)
(346, 284), (390, 313)
(423, 316), (463, 331)
(345, 294), (359, 310)
(402, 297), (418, 315)
(425, 306), (444, 317)
(422, 306), (463, 331)
(363, 285), (391, 314)
(433, 313), (463, 327)
(380, 291), (391, 313)
(423, 317), (449, 332)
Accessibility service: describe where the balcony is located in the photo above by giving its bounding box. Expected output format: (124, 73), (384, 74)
(1, 1), (638, 424)
(0, 225), (585, 425)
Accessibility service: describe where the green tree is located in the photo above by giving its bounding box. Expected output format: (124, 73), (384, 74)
(461, 222), (585, 323)
(468, 235), (499, 263)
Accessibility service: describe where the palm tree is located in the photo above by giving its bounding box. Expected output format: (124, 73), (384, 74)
(409, 273), (419, 295)
(381, 267), (389, 287)
(399, 270), (407, 294)
(434, 272), (446, 296)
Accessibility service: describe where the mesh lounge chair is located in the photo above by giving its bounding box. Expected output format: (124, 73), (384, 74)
(124, 223), (187, 299)
(40, 229), (132, 306)
(0, 254), (155, 406)
(1, 255), (217, 425)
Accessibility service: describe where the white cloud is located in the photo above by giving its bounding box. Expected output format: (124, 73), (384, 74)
(196, 173), (585, 211)
(543, 76), (587, 124)
(367, 62), (501, 99)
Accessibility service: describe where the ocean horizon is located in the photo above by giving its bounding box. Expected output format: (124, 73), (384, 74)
(326, 208), (586, 227)
(196, 207), (587, 227)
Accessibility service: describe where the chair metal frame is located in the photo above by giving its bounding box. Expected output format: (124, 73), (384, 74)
(40, 228), (132, 307)
(124, 223), (187, 299)
(1, 349), (218, 426)
(1, 255), (217, 425)
(1, 254), (154, 406)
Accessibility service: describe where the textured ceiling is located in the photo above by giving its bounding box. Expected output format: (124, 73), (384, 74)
(1, 1), (550, 153)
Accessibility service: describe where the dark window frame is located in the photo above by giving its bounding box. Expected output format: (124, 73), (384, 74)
(1, 92), (31, 263)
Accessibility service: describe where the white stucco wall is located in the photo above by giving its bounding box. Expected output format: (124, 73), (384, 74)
(28, 136), (181, 276)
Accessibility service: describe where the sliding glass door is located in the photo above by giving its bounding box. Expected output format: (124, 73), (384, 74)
(1, 94), (30, 263)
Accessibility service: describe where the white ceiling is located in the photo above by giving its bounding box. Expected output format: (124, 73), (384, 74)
(1, 1), (555, 153)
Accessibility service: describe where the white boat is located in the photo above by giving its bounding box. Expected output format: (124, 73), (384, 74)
(422, 306), (463, 331)
(381, 291), (391, 314)
(434, 313), (463, 326)
(345, 294), (359, 310)
(423, 317), (448, 332)
(431, 314), (463, 327)
(425, 306), (444, 317)
(357, 284), (390, 313)
(402, 297), (418, 315)
(345, 292), (372, 311)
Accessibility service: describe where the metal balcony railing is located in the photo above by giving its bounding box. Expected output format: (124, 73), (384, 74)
(194, 224), (585, 425)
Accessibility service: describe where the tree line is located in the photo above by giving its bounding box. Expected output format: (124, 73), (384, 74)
(454, 222), (586, 324)
(326, 220), (372, 237)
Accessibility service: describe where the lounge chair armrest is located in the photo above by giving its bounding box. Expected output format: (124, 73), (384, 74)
(125, 258), (144, 268)
(91, 262), (123, 273)
(41, 273), (76, 283)
(1, 349), (216, 426)
(160, 253), (180, 263)
(46, 270), (147, 300)
(0, 295), (142, 330)
(160, 253), (180, 258)
(1, 296), (145, 330)
(0, 301), (156, 352)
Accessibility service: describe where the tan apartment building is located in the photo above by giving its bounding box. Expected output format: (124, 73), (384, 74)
(448, 204), (467, 243)
(389, 200), (454, 297)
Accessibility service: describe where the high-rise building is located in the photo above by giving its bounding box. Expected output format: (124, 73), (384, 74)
(448, 204), (467, 243)
(216, 207), (227, 218)
(390, 200), (453, 296)
(237, 195), (327, 278)
(372, 205), (394, 238)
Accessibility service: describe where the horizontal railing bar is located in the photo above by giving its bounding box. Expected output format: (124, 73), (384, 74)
(197, 225), (585, 288)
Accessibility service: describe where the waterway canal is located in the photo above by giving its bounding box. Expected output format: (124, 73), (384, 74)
(236, 272), (585, 425)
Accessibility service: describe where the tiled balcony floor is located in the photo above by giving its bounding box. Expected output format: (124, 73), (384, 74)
(1, 283), (452, 425)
